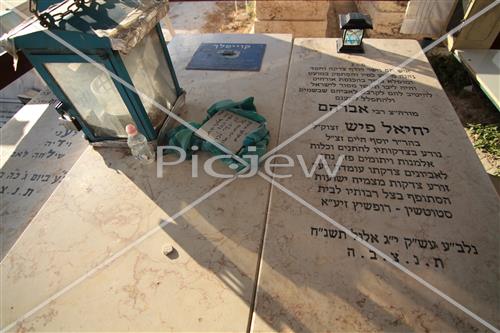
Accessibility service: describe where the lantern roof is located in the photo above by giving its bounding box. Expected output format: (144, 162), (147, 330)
(339, 12), (373, 30)
(1, 0), (168, 55)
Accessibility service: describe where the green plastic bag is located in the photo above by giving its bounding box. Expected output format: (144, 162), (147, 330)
(165, 97), (269, 171)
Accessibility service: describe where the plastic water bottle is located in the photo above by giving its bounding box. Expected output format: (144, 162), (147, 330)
(125, 124), (155, 164)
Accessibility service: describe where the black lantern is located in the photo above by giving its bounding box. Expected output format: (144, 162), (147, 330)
(337, 12), (373, 54)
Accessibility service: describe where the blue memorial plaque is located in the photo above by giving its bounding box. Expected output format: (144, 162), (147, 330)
(186, 43), (266, 71)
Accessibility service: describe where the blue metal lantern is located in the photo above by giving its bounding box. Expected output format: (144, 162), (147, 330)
(337, 12), (373, 54)
(1, 0), (184, 146)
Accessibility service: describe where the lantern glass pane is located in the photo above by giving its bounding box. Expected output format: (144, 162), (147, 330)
(344, 29), (363, 46)
(122, 29), (177, 130)
(46, 62), (134, 138)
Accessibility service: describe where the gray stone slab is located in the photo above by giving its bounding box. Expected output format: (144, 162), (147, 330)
(251, 38), (500, 332)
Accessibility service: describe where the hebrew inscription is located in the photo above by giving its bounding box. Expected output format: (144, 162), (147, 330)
(304, 64), (454, 224)
(253, 39), (499, 331)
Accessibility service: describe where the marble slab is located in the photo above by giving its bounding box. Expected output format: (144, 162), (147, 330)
(251, 39), (500, 332)
(0, 88), (87, 260)
(0, 34), (292, 332)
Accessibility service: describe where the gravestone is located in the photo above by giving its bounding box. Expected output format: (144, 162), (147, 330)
(0, 34), (293, 332)
(0, 89), (87, 259)
(251, 39), (499, 332)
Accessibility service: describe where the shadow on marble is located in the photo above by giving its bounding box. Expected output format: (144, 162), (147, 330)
(89, 137), (319, 332)
(362, 43), (437, 79)
(0, 118), (29, 146)
(93, 148), (423, 332)
(88, 41), (485, 331)
(298, 38), (437, 79)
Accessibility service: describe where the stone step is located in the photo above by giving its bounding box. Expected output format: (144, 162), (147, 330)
(256, 1), (329, 21)
(255, 19), (328, 37)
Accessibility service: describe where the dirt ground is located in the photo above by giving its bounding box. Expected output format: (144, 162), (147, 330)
(448, 88), (500, 190)
(168, 1), (254, 34)
(202, 1), (254, 33)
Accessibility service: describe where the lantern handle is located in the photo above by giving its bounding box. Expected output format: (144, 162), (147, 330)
(54, 101), (83, 131)
(29, 0), (93, 28)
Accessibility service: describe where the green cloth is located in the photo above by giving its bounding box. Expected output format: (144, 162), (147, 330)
(165, 97), (269, 170)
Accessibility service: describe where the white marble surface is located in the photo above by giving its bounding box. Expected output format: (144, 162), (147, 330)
(251, 39), (500, 332)
(1, 34), (293, 331)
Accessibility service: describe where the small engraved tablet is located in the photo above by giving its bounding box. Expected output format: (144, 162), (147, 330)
(186, 43), (267, 71)
(196, 110), (261, 153)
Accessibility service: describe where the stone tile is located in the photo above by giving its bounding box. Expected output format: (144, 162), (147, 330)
(256, 1), (329, 21)
(251, 38), (500, 332)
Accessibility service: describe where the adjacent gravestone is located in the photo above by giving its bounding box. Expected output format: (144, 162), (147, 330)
(251, 39), (499, 332)
(0, 89), (87, 259)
